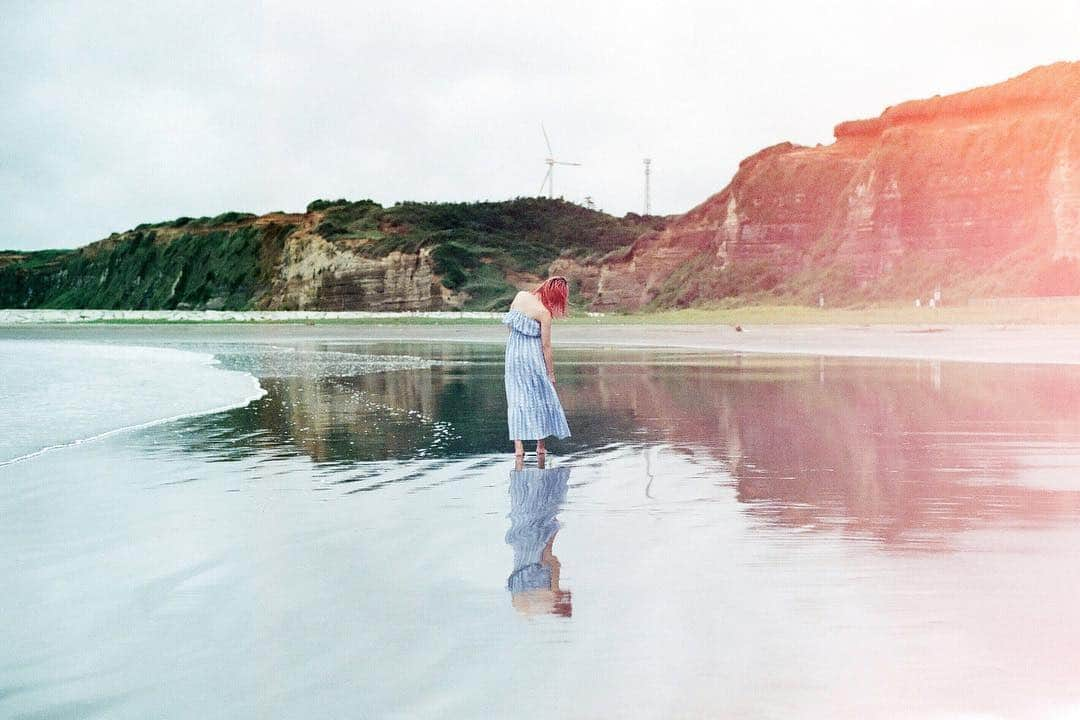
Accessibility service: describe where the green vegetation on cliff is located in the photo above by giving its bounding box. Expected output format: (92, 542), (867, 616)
(0, 198), (660, 311)
(0, 222), (292, 310)
(316, 197), (646, 270)
(307, 197), (658, 310)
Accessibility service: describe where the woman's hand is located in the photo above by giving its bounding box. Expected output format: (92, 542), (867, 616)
(547, 371), (557, 386)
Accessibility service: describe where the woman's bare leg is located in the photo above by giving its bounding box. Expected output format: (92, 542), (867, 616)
(514, 440), (524, 458)
(536, 439), (546, 457)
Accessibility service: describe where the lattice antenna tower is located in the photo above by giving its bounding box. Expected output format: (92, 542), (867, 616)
(643, 158), (652, 216)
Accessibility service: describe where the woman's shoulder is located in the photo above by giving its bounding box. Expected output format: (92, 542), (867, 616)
(509, 291), (537, 310)
(508, 292), (550, 322)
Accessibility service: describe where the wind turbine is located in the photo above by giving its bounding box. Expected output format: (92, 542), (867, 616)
(539, 123), (581, 199)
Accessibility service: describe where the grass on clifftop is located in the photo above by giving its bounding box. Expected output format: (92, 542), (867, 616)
(581, 300), (1080, 325)
(46, 298), (1080, 325)
(314, 197), (657, 272)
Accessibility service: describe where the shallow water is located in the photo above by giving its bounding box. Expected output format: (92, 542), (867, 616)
(3, 329), (1080, 718)
(0, 340), (264, 464)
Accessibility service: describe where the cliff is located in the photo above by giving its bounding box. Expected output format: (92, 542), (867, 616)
(593, 61), (1080, 309)
(0, 199), (660, 311)
(5, 62), (1078, 313)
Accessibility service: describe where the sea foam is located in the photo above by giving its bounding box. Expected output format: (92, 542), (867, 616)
(0, 341), (265, 466)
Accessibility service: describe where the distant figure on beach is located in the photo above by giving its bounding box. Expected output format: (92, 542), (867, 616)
(506, 461), (572, 617)
(503, 277), (572, 458)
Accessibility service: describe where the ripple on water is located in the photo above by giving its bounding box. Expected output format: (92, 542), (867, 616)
(171, 344), (440, 379)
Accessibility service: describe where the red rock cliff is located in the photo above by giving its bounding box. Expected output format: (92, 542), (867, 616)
(593, 61), (1080, 309)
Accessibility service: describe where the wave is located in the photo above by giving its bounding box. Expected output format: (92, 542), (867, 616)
(0, 341), (266, 467)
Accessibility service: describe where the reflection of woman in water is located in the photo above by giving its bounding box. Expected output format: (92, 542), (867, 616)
(502, 277), (572, 459)
(505, 460), (572, 617)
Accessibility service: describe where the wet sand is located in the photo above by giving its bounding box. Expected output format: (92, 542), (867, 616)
(349, 322), (1080, 365)
(6, 320), (1080, 365)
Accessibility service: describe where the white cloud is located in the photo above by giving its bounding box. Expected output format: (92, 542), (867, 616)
(2, 0), (1079, 249)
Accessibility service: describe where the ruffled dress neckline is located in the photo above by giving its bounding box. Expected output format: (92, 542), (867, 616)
(502, 309), (541, 337)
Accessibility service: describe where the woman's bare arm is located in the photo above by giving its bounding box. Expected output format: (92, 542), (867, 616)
(540, 314), (556, 384)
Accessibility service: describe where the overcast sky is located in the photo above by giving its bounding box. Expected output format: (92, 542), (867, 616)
(3, 0), (1078, 250)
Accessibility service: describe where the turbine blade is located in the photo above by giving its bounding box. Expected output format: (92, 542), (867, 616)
(541, 122), (553, 156)
(554, 161), (582, 166)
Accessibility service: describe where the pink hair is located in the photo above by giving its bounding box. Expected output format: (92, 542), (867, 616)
(533, 276), (569, 318)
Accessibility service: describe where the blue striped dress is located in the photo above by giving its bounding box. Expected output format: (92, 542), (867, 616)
(505, 465), (571, 592)
(503, 309), (571, 441)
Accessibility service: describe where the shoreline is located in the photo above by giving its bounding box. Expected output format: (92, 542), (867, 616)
(6, 298), (1080, 327)
(4, 320), (1080, 366)
(350, 323), (1080, 366)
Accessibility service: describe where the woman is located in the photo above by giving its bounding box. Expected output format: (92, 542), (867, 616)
(503, 276), (571, 458)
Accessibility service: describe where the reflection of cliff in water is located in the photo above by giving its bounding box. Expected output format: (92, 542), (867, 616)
(597, 357), (1080, 543)
(174, 348), (646, 462)
(174, 345), (1080, 542)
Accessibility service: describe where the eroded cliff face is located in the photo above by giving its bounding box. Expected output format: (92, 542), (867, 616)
(594, 61), (1080, 309)
(261, 214), (463, 311)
